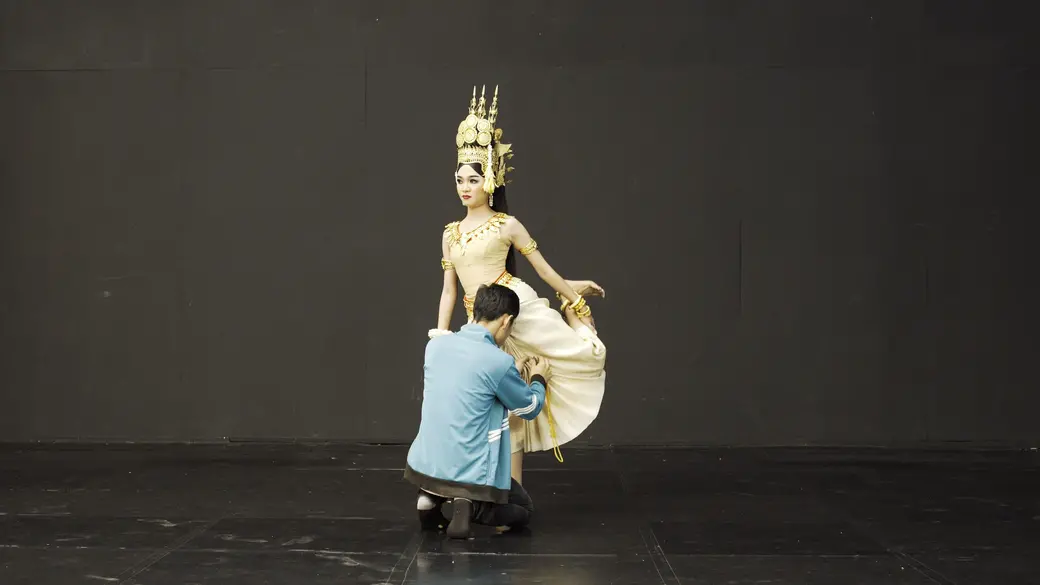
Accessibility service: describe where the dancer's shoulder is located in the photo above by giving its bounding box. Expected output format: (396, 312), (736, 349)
(441, 219), (461, 240)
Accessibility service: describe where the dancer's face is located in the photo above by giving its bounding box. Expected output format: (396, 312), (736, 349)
(456, 164), (487, 208)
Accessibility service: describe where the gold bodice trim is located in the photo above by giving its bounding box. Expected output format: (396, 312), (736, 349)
(444, 212), (510, 254)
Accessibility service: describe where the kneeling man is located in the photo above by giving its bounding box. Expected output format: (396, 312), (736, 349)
(404, 283), (549, 538)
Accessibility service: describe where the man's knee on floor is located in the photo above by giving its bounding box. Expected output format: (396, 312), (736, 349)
(509, 505), (532, 527)
(508, 479), (535, 513)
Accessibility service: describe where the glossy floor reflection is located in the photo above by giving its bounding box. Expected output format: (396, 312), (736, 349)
(1, 444), (1037, 584)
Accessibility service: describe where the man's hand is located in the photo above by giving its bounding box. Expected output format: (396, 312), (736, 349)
(515, 357), (532, 381)
(527, 356), (550, 382)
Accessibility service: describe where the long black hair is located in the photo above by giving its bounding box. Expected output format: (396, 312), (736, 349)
(458, 162), (517, 276)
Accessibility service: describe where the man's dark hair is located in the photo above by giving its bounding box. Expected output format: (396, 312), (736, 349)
(472, 284), (520, 323)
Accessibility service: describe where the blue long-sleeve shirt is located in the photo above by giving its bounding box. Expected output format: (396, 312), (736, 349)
(404, 323), (545, 503)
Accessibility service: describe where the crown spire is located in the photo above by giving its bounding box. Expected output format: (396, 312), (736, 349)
(477, 85), (487, 118)
(488, 85), (499, 124)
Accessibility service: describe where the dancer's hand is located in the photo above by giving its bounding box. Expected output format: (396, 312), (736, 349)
(579, 314), (597, 333)
(566, 280), (605, 298)
(562, 304), (583, 328)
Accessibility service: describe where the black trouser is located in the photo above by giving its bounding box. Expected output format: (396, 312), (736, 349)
(422, 479), (534, 528)
(470, 478), (534, 527)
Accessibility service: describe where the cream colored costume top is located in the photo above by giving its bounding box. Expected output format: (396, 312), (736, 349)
(443, 212), (606, 456)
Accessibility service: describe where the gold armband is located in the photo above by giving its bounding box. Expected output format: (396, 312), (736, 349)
(518, 239), (539, 256)
(440, 258), (455, 271)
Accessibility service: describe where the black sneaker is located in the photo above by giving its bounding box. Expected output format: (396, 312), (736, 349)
(416, 491), (446, 531)
(446, 498), (473, 539)
(418, 506), (447, 531)
(413, 489), (447, 530)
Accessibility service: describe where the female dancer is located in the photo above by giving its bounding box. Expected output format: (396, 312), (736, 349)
(428, 86), (607, 484)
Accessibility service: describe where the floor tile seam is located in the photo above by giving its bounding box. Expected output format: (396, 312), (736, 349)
(888, 550), (958, 585)
(113, 517), (222, 585)
(800, 475), (956, 585)
(382, 531), (424, 585)
(642, 525), (684, 585)
(607, 447), (680, 585)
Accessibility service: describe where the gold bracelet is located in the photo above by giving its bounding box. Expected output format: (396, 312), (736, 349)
(440, 258), (455, 271)
(556, 292), (571, 311)
(518, 239), (539, 256)
(557, 293), (592, 318)
(571, 295), (587, 312)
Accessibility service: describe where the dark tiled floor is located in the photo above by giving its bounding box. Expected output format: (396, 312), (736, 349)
(1, 444), (1037, 584)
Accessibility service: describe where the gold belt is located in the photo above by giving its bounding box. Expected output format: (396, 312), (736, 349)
(463, 270), (520, 317)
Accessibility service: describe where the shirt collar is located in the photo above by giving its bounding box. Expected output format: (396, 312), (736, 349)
(458, 323), (496, 345)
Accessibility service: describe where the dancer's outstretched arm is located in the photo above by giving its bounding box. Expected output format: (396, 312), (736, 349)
(503, 217), (600, 331)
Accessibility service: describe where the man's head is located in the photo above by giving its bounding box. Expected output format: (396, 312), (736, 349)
(472, 284), (520, 346)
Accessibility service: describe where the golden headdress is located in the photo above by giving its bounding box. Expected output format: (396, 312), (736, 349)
(456, 85), (513, 195)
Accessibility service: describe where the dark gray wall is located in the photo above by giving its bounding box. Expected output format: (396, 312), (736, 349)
(0, 1), (1035, 445)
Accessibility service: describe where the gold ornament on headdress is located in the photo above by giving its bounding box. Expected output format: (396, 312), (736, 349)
(456, 84), (514, 195)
